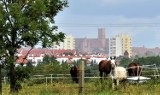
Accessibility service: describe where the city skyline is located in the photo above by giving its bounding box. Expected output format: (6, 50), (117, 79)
(55, 0), (160, 48)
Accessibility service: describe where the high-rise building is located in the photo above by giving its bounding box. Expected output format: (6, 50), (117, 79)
(53, 35), (75, 50)
(121, 34), (132, 57)
(109, 36), (122, 57)
(109, 34), (132, 57)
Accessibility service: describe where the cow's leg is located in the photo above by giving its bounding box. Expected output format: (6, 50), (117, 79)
(105, 73), (108, 80)
(112, 79), (116, 89)
(71, 74), (75, 82)
(122, 79), (127, 89)
(117, 79), (119, 86)
(100, 71), (103, 83)
(75, 74), (79, 83)
(113, 79), (119, 90)
(75, 77), (78, 83)
(73, 75), (76, 83)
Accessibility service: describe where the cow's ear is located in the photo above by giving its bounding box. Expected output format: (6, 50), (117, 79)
(110, 56), (112, 60)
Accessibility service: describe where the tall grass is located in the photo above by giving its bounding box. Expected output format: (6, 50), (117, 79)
(2, 78), (160, 95)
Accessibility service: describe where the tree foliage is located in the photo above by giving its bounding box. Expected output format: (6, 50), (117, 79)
(133, 56), (160, 66)
(0, 0), (68, 92)
(120, 57), (132, 67)
(43, 55), (58, 64)
(119, 56), (160, 67)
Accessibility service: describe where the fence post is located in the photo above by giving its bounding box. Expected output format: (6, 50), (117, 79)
(79, 60), (84, 94)
(51, 74), (53, 84)
(46, 77), (47, 89)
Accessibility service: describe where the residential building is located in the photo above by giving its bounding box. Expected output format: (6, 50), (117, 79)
(16, 48), (108, 66)
(109, 34), (132, 57)
(121, 34), (132, 57)
(53, 35), (75, 50)
(109, 36), (122, 57)
(16, 48), (77, 66)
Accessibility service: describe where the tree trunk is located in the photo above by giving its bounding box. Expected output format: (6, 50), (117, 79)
(9, 55), (16, 93)
(10, 64), (16, 92)
(0, 64), (2, 94)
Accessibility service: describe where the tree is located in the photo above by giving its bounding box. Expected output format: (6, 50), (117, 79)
(120, 57), (132, 67)
(0, 0), (68, 92)
(43, 55), (58, 64)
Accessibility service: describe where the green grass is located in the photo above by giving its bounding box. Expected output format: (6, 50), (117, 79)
(2, 79), (160, 95)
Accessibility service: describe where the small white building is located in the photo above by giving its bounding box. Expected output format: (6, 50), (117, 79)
(16, 48), (108, 66)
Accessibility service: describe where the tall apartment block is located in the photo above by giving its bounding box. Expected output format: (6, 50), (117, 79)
(109, 34), (132, 57)
(53, 35), (75, 50)
(109, 36), (122, 57)
(121, 34), (132, 57)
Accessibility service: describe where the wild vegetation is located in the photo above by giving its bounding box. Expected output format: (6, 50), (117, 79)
(2, 78), (160, 95)
(1, 55), (160, 94)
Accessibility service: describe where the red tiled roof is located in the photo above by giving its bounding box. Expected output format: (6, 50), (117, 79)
(18, 48), (76, 57)
(16, 56), (28, 64)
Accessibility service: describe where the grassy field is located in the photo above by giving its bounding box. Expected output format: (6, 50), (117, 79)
(2, 78), (160, 95)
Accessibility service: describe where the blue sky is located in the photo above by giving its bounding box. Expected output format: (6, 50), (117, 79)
(55, 0), (160, 48)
